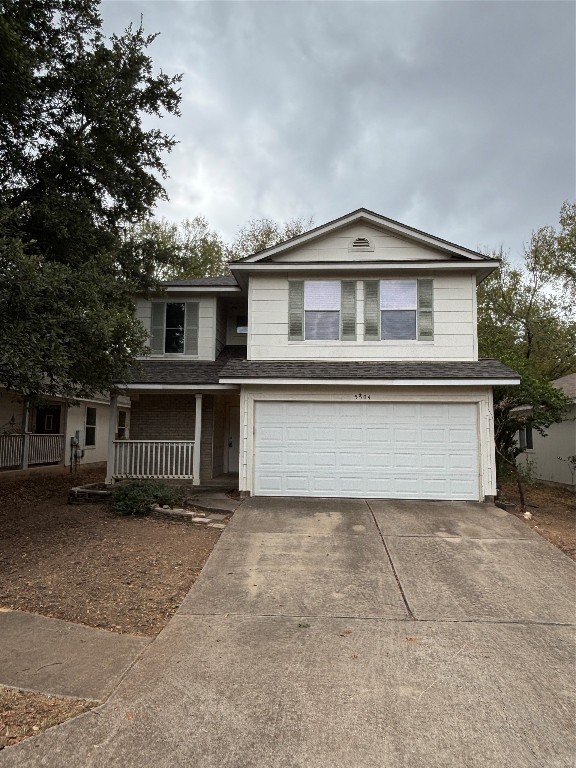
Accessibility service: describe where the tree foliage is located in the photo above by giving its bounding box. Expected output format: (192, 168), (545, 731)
(477, 202), (575, 490)
(228, 216), (314, 261)
(0, 0), (182, 400)
(128, 217), (227, 281)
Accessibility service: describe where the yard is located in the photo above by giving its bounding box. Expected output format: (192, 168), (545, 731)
(0, 468), (574, 749)
(0, 466), (222, 747)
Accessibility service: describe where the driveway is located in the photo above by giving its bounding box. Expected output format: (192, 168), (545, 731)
(2, 499), (575, 767)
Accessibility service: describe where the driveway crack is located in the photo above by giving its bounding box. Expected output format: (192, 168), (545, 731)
(366, 500), (415, 620)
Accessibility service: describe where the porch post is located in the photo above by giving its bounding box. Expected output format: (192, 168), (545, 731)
(193, 394), (202, 485)
(105, 394), (118, 485)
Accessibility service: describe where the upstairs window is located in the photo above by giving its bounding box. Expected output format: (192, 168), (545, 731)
(364, 279), (434, 341)
(236, 315), (248, 334)
(151, 302), (199, 355)
(289, 281), (356, 341)
(304, 281), (341, 340)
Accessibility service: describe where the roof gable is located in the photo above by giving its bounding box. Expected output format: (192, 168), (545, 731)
(236, 208), (490, 264)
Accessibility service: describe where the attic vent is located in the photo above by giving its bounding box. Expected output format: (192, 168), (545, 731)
(349, 236), (374, 252)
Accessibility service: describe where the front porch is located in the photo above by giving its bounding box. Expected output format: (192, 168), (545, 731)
(106, 391), (241, 486)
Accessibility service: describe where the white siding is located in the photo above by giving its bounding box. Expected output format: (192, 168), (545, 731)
(275, 223), (453, 263)
(518, 404), (576, 486)
(239, 385), (496, 499)
(136, 295), (216, 360)
(248, 273), (477, 361)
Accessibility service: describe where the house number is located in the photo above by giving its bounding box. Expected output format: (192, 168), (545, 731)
(354, 393), (371, 400)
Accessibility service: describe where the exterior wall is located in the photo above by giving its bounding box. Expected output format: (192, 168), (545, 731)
(248, 272), (477, 361)
(136, 294), (217, 361)
(517, 404), (576, 487)
(239, 384), (496, 500)
(274, 223), (453, 263)
(65, 398), (130, 467)
(129, 393), (215, 482)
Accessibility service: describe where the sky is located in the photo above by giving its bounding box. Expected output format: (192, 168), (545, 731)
(100, 0), (575, 257)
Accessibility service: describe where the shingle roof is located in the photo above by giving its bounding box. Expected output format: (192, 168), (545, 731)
(553, 373), (576, 400)
(163, 276), (238, 287)
(125, 346), (247, 385)
(218, 358), (519, 381)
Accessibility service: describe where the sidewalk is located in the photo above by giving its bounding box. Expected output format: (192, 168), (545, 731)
(0, 610), (149, 701)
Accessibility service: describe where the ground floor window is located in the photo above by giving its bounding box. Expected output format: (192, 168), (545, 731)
(117, 410), (127, 439)
(85, 407), (97, 447)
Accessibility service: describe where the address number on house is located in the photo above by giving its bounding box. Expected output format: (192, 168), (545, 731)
(354, 393), (371, 400)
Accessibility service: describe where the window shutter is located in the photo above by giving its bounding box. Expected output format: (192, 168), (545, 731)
(289, 281), (304, 341)
(417, 280), (434, 340)
(341, 281), (357, 340)
(364, 281), (379, 341)
(151, 303), (165, 354)
(184, 302), (199, 355)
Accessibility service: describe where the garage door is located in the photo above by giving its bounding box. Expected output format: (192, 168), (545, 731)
(254, 401), (479, 500)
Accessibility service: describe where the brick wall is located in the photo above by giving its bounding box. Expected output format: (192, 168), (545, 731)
(129, 394), (217, 482)
(130, 395), (197, 441)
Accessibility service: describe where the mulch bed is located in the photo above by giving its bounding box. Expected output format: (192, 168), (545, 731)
(0, 688), (95, 749)
(499, 480), (576, 560)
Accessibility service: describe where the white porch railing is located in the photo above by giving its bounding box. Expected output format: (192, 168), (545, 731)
(112, 440), (195, 480)
(0, 434), (65, 469)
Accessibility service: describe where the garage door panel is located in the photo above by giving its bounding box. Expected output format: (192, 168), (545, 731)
(254, 401), (479, 500)
(286, 452), (308, 467)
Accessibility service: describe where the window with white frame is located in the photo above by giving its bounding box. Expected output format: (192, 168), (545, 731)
(364, 279), (434, 341)
(304, 280), (341, 340)
(117, 410), (127, 440)
(380, 280), (418, 340)
(151, 302), (199, 355)
(85, 407), (96, 447)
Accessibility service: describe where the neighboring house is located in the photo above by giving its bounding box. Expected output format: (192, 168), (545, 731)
(108, 208), (519, 500)
(0, 390), (130, 472)
(517, 373), (576, 488)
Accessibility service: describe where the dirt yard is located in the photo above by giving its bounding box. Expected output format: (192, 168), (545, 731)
(0, 467), (223, 748)
(499, 479), (576, 560)
(0, 467), (221, 636)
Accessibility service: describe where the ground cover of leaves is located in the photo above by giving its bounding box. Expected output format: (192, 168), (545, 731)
(0, 467), (220, 635)
(0, 467), (222, 748)
(0, 687), (96, 749)
(499, 479), (576, 560)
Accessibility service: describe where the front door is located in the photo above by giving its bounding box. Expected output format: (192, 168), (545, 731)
(226, 405), (240, 473)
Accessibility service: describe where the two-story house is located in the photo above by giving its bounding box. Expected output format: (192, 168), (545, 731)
(107, 208), (519, 501)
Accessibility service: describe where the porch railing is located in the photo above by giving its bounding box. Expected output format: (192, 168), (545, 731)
(0, 434), (65, 469)
(112, 440), (195, 480)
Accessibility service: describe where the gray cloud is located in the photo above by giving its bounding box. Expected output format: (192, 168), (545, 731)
(100, 0), (575, 256)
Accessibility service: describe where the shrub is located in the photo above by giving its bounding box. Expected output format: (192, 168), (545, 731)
(110, 480), (184, 516)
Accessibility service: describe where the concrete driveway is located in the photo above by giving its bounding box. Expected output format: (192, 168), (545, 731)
(2, 499), (575, 767)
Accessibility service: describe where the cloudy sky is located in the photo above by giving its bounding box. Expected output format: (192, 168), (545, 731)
(100, 1), (575, 257)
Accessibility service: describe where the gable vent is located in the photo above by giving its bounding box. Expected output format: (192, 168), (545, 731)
(349, 236), (374, 252)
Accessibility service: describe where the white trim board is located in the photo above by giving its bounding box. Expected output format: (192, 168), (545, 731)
(220, 378), (520, 386)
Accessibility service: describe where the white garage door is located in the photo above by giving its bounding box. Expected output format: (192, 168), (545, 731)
(254, 401), (479, 500)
